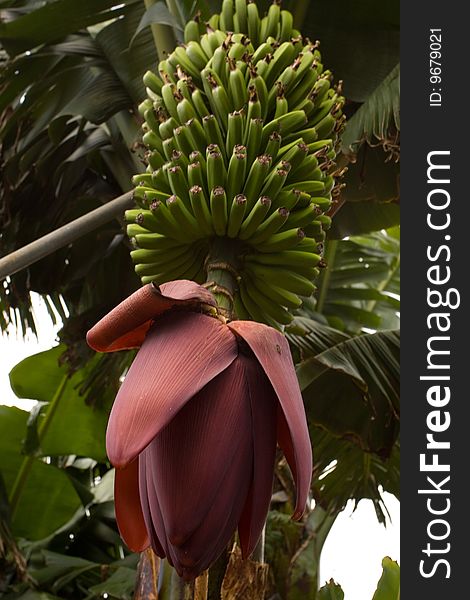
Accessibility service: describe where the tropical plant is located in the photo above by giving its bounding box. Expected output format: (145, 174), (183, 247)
(0, 0), (400, 598)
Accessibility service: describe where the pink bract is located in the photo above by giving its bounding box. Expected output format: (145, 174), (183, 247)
(87, 280), (312, 579)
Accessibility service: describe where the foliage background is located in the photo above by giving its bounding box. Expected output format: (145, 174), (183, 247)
(0, 1), (400, 598)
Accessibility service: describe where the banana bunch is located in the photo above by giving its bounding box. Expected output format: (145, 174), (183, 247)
(127, 0), (345, 328)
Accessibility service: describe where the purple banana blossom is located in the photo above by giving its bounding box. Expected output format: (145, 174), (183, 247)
(87, 280), (312, 580)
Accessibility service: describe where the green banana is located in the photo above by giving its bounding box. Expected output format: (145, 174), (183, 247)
(232, 290), (251, 320)
(166, 194), (202, 239)
(207, 150), (226, 190)
(210, 186), (228, 236)
(226, 110), (245, 155)
(220, 0), (234, 31)
(243, 154), (271, 210)
(239, 196), (272, 240)
(227, 193), (247, 238)
(226, 151), (247, 201)
(191, 88), (211, 119)
(202, 114), (226, 158)
(189, 185), (213, 236)
(246, 262), (315, 296)
(249, 207), (290, 245)
(261, 110), (307, 146)
(243, 271), (293, 325)
(188, 161), (207, 192)
(254, 227), (305, 253)
(279, 10), (293, 41)
(134, 232), (184, 250)
(184, 20), (201, 44)
(173, 124), (194, 156)
(247, 1), (260, 46)
(228, 61), (248, 110)
(127, 223), (151, 238)
(167, 165), (190, 206)
(130, 0), (346, 327)
(135, 245), (194, 276)
(238, 278), (281, 329)
(235, 0), (248, 32)
(245, 249), (321, 269)
(260, 166), (290, 202)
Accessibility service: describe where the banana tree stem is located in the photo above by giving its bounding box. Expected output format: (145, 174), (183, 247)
(0, 191), (134, 280)
(9, 374), (68, 519)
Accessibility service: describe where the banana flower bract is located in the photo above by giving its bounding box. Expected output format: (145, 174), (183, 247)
(87, 280), (312, 579)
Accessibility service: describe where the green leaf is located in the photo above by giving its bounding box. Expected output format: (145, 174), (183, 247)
(298, 330), (400, 455)
(331, 146), (400, 239)
(9, 345), (112, 461)
(318, 580), (344, 600)
(342, 64), (400, 154)
(331, 201), (400, 240)
(313, 231), (400, 333)
(372, 557), (400, 600)
(0, 406), (81, 540)
(287, 316), (350, 358)
(0, 0), (137, 57)
(311, 430), (400, 523)
(88, 566), (137, 598)
(16, 592), (64, 600)
(131, 1), (181, 45)
(95, 2), (156, 102)
(299, 0), (399, 102)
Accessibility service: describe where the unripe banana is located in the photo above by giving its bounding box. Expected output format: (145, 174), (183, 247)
(238, 278), (281, 329)
(130, 0), (345, 326)
(202, 114), (226, 158)
(260, 166), (290, 202)
(245, 249), (321, 269)
(279, 10), (293, 42)
(247, 2), (260, 46)
(227, 194), (247, 238)
(245, 118), (263, 164)
(167, 165), (190, 206)
(227, 151), (247, 201)
(226, 110), (245, 155)
(132, 232), (182, 253)
(255, 227), (305, 253)
(243, 271), (293, 325)
(243, 154), (272, 210)
(189, 185), (213, 236)
(191, 88), (211, 119)
(249, 207), (290, 245)
(239, 196), (272, 240)
(246, 262), (315, 296)
(220, 0), (234, 31)
(184, 20), (201, 44)
(166, 195), (201, 239)
(127, 223), (151, 238)
(210, 186), (229, 235)
(207, 150), (226, 190)
(159, 117), (178, 140)
(173, 124), (194, 156)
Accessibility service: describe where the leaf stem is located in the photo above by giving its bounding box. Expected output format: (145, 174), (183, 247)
(144, 0), (177, 60)
(9, 374), (69, 520)
(315, 240), (338, 314)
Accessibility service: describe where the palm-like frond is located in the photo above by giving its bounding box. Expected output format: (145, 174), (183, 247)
(301, 228), (400, 334)
(342, 63), (400, 157)
(0, 0), (159, 334)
